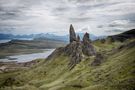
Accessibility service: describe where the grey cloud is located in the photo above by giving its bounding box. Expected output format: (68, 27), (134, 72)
(0, 11), (21, 20)
(121, 13), (135, 22)
(51, 6), (71, 16)
(76, 2), (119, 11)
(68, 0), (95, 4)
(54, 7), (70, 12)
(0, 5), (28, 20)
(0, 0), (135, 35)
(81, 27), (88, 31)
(108, 23), (125, 27)
(105, 29), (124, 33)
(97, 25), (103, 28)
(68, 17), (92, 22)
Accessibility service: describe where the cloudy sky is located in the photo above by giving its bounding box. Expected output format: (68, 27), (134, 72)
(0, 0), (135, 36)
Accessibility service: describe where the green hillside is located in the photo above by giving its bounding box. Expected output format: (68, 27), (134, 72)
(0, 38), (135, 90)
(0, 27), (135, 90)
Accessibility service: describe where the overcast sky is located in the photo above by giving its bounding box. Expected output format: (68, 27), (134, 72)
(0, 0), (135, 36)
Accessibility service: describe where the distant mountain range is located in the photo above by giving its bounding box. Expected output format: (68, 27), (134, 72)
(0, 33), (34, 40)
(0, 33), (105, 41)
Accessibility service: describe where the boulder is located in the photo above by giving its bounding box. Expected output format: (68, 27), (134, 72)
(91, 53), (103, 66)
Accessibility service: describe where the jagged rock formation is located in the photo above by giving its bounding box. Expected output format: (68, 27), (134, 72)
(82, 32), (96, 56)
(65, 25), (97, 68)
(47, 24), (97, 69)
(65, 41), (82, 69)
(83, 32), (91, 43)
(69, 24), (76, 43)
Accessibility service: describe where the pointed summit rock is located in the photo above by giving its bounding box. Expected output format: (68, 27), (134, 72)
(69, 24), (76, 43)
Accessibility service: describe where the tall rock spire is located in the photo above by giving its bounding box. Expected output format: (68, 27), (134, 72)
(69, 24), (76, 43)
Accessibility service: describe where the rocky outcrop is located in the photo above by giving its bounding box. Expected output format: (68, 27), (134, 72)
(82, 32), (96, 56)
(65, 41), (82, 69)
(83, 32), (91, 43)
(69, 24), (77, 43)
(65, 25), (96, 69)
(91, 53), (103, 66)
(47, 24), (97, 69)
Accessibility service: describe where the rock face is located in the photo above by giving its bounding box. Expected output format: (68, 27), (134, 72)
(69, 24), (76, 43)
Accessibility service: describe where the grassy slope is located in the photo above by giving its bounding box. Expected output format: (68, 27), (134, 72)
(0, 40), (135, 90)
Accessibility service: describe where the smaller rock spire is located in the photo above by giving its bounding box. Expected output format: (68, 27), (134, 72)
(83, 32), (91, 43)
(69, 24), (76, 43)
(82, 32), (96, 56)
